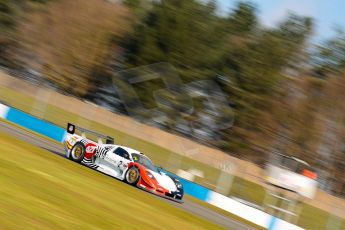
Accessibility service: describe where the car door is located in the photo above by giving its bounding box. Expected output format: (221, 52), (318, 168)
(112, 147), (132, 178)
(103, 147), (131, 178)
(94, 146), (119, 177)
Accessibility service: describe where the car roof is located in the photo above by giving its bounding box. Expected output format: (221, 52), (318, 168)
(101, 144), (141, 155)
(117, 145), (141, 155)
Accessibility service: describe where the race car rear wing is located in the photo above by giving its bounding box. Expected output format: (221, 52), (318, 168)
(67, 123), (114, 144)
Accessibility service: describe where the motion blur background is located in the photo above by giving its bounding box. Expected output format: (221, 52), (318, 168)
(1, 0), (345, 228)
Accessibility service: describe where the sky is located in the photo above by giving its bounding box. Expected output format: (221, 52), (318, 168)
(217, 0), (345, 42)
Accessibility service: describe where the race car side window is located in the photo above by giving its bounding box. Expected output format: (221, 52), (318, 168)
(113, 147), (130, 160)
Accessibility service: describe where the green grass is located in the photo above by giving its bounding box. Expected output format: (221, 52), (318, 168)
(0, 132), (224, 230)
(229, 176), (266, 205)
(1, 87), (345, 230)
(298, 203), (345, 230)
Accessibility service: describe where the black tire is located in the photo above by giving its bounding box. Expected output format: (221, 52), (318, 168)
(125, 167), (140, 185)
(69, 142), (86, 162)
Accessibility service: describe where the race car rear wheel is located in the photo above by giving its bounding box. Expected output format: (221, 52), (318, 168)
(125, 167), (140, 185)
(70, 143), (85, 162)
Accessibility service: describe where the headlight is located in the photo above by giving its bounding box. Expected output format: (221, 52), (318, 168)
(176, 183), (182, 189)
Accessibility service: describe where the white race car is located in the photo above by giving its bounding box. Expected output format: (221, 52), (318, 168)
(64, 123), (184, 201)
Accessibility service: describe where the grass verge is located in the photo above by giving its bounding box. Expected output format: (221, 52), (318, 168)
(0, 132), (224, 230)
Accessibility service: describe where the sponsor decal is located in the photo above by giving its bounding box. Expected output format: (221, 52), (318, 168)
(66, 141), (73, 150)
(86, 145), (96, 153)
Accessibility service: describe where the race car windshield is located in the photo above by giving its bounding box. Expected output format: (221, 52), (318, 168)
(131, 153), (158, 172)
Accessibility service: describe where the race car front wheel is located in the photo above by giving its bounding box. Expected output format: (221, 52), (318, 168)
(70, 143), (86, 162)
(125, 167), (140, 185)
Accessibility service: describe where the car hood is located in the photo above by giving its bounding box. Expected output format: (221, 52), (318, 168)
(149, 170), (177, 192)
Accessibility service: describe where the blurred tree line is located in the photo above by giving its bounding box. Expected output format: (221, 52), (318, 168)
(120, 0), (313, 159)
(1, 0), (52, 65)
(1, 0), (345, 196)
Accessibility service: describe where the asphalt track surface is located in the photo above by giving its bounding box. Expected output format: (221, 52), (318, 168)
(0, 120), (254, 230)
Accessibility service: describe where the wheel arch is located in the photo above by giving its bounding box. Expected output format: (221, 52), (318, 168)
(69, 141), (87, 162)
